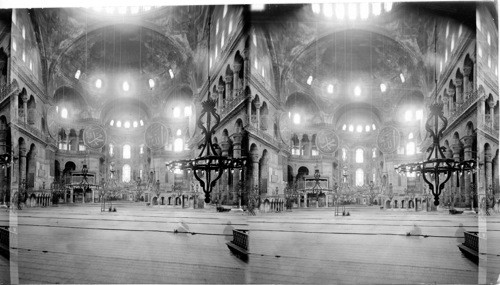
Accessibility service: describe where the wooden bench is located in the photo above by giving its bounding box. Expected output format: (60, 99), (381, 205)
(458, 231), (478, 264)
(449, 209), (463, 214)
(0, 226), (10, 259)
(217, 206), (231, 212)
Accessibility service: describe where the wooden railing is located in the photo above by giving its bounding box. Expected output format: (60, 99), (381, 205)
(232, 229), (249, 251)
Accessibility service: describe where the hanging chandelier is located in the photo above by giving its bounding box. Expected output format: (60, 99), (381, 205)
(166, 98), (246, 203)
(395, 103), (476, 206)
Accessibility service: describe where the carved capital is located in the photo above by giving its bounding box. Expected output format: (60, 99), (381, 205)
(463, 65), (472, 76)
(232, 62), (242, 72)
(462, 136), (474, 148)
(455, 78), (463, 87)
(225, 76), (233, 83)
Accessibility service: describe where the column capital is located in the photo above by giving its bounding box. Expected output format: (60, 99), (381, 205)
(455, 78), (463, 87)
(233, 62), (242, 72)
(250, 153), (259, 162)
(242, 49), (250, 60)
(217, 84), (225, 92)
(463, 65), (472, 76)
(21, 93), (28, 102)
(447, 88), (456, 97)
(254, 101), (261, 109)
(451, 143), (462, 155)
(462, 136), (474, 148)
(225, 75), (233, 83)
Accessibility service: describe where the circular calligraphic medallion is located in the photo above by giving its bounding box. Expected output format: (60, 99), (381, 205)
(279, 113), (292, 146)
(377, 126), (400, 154)
(145, 122), (169, 150)
(316, 130), (339, 154)
(47, 106), (60, 139)
(83, 124), (107, 149)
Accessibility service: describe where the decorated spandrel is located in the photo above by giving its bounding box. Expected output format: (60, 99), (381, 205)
(377, 126), (400, 153)
(279, 113), (292, 146)
(83, 124), (107, 149)
(47, 106), (60, 139)
(317, 130), (339, 154)
(145, 122), (168, 150)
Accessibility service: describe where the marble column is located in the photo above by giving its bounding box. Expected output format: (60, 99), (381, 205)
(455, 77), (463, 105)
(251, 152), (259, 193)
(479, 97), (487, 125)
(452, 143), (462, 205)
(463, 66), (471, 99)
(463, 136), (474, 205)
(485, 149), (493, 189)
(254, 102), (261, 130)
(21, 93), (28, 124)
(65, 129), (70, 151)
(442, 96), (449, 117)
(448, 88), (456, 113)
(217, 84), (224, 109)
(75, 130), (81, 152)
(233, 62), (241, 98)
(487, 99), (496, 128)
(232, 132), (242, 204)
(225, 75), (233, 102)
(242, 49), (249, 89)
(19, 144), (26, 185)
(247, 97), (253, 126)
(70, 188), (73, 203)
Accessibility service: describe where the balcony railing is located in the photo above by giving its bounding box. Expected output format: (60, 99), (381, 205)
(220, 89), (245, 117)
(0, 82), (19, 104)
(479, 123), (499, 139)
(448, 89), (479, 125)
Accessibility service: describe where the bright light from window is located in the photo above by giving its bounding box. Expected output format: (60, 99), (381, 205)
(29, 60), (32, 70)
(307, 76), (313, 85)
(209, 57), (212, 69)
(372, 3), (381, 16)
(122, 164), (131, 182)
(365, 125), (370, 132)
(416, 109), (423, 120)
(406, 142), (415, 155)
(176, 129), (182, 136)
(372, 124), (376, 130)
(123, 144), (131, 159)
(327, 84), (334, 94)
(478, 46), (482, 58)
(174, 138), (184, 152)
(349, 125), (354, 132)
(169, 69), (174, 79)
(124, 121), (130, 129)
(123, 81), (130, 91)
(445, 23), (449, 38)
(223, 5), (228, 16)
(356, 168), (364, 186)
(408, 132), (414, 140)
(148, 78), (155, 89)
(476, 10), (481, 31)
(140, 145), (144, 154)
(95, 79), (102, 89)
(75, 70), (81, 79)
(488, 56), (491, 68)
(109, 144), (114, 156)
(356, 148), (364, 163)
(12, 41), (16, 51)
(12, 10), (16, 24)
(216, 19), (219, 35)
(116, 121), (122, 128)
(354, 86), (361, 96)
(458, 25), (462, 37)
(335, 3), (345, 19)
(356, 125), (362, 132)
(405, 110), (413, 121)
(253, 32), (257, 46)
(173, 107), (181, 118)
(293, 113), (301, 125)
(342, 148), (347, 161)
(22, 50), (25, 62)
(133, 121), (138, 128)
(360, 2), (369, 19)
(22, 26), (25, 39)
(380, 83), (387, 92)
(110, 120), (114, 126)
(140, 120), (144, 126)
(384, 2), (393, 12)
(228, 18), (233, 34)
(61, 108), (68, 119)
(251, 4), (265, 11)
(372, 148), (377, 158)
(451, 35), (455, 51)
(184, 106), (192, 117)
(261, 67), (265, 77)
(400, 73), (405, 83)
(348, 3), (357, 20)
(342, 124), (347, 131)
(254, 59), (258, 69)
(440, 61), (443, 73)
(118, 6), (127, 14)
(323, 3), (333, 17)
(445, 49), (448, 62)
(221, 33), (225, 48)
(312, 3), (321, 14)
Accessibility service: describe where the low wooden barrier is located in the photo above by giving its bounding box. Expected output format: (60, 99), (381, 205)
(226, 229), (248, 261)
(458, 231), (478, 264)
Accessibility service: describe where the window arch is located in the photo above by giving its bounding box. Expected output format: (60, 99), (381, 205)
(122, 164), (131, 183)
(109, 144), (114, 156)
(174, 138), (184, 152)
(372, 148), (377, 158)
(408, 132), (414, 139)
(355, 148), (364, 163)
(123, 144), (131, 159)
(355, 168), (364, 186)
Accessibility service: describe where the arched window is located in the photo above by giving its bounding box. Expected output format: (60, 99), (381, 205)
(406, 141), (415, 155)
(174, 138), (184, 152)
(372, 148), (377, 158)
(109, 144), (114, 156)
(408, 132), (414, 139)
(122, 164), (131, 183)
(139, 145), (144, 154)
(356, 168), (364, 186)
(173, 107), (181, 118)
(355, 148), (364, 163)
(372, 168), (376, 182)
(61, 108), (68, 119)
(123, 144), (131, 159)
(342, 148), (347, 161)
